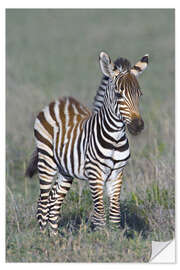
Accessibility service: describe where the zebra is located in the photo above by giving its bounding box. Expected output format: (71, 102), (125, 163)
(26, 51), (148, 234)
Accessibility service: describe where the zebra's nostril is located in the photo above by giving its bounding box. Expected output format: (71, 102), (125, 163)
(139, 118), (144, 129)
(127, 117), (144, 135)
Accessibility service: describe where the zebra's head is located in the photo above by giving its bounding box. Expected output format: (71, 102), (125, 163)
(99, 51), (148, 135)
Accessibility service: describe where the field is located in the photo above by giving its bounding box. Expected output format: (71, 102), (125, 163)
(6, 9), (175, 262)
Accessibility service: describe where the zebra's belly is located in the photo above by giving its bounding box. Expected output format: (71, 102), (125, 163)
(54, 150), (88, 180)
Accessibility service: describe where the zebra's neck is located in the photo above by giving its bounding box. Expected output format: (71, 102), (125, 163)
(92, 76), (108, 113)
(102, 104), (124, 128)
(93, 76), (125, 129)
(94, 95), (125, 143)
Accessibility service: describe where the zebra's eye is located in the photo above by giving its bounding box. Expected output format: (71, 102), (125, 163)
(115, 92), (123, 99)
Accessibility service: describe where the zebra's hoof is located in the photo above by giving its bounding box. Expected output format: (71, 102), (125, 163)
(48, 228), (58, 237)
(109, 222), (122, 231)
(40, 226), (47, 234)
(91, 222), (106, 231)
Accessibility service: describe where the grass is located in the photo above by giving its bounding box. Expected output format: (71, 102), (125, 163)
(6, 9), (175, 262)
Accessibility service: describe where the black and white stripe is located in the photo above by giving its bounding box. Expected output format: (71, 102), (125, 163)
(26, 51), (148, 234)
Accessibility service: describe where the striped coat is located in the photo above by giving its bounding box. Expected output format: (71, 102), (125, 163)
(26, 51), (148, 234)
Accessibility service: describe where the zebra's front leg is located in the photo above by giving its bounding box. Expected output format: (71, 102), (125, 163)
(89, 178), (106, 228)
(106, 171), (123, 226)
(48, 174), (73, 234)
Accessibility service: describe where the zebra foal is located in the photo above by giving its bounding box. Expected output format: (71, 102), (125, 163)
(26, 51), (148, 234)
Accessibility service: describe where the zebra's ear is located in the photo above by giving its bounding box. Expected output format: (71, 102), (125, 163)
(131, 54), (149, 77)
(99, 52), (119, 78)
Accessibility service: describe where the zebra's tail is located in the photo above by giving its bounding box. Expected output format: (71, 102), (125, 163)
(25, 149), (38, 178)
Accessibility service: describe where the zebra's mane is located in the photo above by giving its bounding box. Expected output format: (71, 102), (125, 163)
(114, 57), (131, 73)
(92, 57), (131, 113)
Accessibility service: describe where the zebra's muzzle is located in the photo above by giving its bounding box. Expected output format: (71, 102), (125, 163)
(127, 118), (144, 135)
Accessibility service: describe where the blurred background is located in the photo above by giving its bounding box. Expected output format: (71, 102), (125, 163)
(6, 9), (175, 262)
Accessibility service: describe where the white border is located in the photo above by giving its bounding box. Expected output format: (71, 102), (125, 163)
(0, 0), (178, 9)
(1, 1), (179, 268)
(0, 6), (5, 265)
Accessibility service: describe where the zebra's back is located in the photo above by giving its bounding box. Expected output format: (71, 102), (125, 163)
(34, 96), (91, 179)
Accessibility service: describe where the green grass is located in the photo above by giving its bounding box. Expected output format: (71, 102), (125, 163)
(6, 9), (175, 262)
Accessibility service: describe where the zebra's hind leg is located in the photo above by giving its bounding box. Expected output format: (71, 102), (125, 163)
(106, 171), (123, 227)
(37, 152), (57, 232)
(48, 174), (73, 234)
